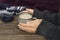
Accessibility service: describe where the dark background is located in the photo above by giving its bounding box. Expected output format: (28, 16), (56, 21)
(0, 0), (59, 13)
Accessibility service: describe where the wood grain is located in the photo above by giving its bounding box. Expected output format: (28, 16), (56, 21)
(0, 17), (46, 40)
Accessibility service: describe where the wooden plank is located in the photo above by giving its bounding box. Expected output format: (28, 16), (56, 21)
(0, 35), (45, 40)
(0, 17), (46, 40)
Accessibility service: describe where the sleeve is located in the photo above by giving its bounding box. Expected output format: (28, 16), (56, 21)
(36, 19), (60, 40)
(33, 9), (59, 25)
(33, 9), (60, 40)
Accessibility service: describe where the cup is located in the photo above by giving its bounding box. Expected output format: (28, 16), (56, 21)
(18, 12), (37, 23)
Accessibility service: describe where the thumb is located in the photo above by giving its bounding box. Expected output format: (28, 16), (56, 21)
(26, 19), (37, 24)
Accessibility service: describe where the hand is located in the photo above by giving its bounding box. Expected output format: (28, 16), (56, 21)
(18, 19), (42, 33)
(21, 8), (34, 14)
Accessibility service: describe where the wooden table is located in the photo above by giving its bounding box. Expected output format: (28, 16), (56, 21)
(0, 17), (45, 40)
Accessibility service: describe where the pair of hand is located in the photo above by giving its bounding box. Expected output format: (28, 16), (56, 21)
(18, 9), (42, 33)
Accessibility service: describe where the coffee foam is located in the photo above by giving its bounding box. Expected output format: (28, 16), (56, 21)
(19, 13), (32, 19)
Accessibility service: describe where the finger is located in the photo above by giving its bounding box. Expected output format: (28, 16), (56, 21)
(19, 22), (33, 26)
(18, 25), (34, 33)
(18, 25), (26, 31)
(19, 23), (36, 28)
(18, 23), (35, 29)
(22, 11), (28, 12)
(26, 9), (33, 12)
(18, 24), (30, 28)
(26, 19), (38, 23)
(26, 9), (34, 14)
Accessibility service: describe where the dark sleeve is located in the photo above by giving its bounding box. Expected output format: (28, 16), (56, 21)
(33, 9), (60, 25)
(36, 19), (60, 40)
(33, 9), (60, 40)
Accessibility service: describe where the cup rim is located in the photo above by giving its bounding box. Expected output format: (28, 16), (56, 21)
(19, 12), (33, 19)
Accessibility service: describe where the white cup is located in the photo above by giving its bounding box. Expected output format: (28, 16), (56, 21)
(18, 12), (37, 23)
